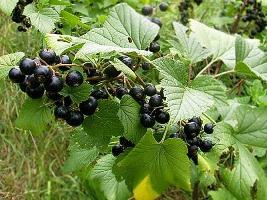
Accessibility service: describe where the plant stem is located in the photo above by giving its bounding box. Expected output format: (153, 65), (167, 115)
(136, 74), (146, 87)
(213, 69), (235, 78)
(230, 0), (247, 33)
(141, 55), (157, 68)
(160, 121), (171, 143)
(203, 113), (216, 124)
(195, 59), (216, 78)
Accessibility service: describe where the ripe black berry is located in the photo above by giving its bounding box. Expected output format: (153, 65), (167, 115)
(46, 91), (62, 101)
(8, 67), (25, 83)
(141, 62), (150, 70)
(66, 70), (83, 87)
(155, 109), (170, 124)
(91, 89), (109, 100)
(58, 55), (72, 71)
(149, 94), (163, 107)
(19, 58), (36, 75)
(154, 34), (160, 41)
(17, 26), (27, 32)
(119, 136), (135, 148)
(159, 2), (168, 11)
(204, 123), (214, 134)
(19, 77), (28, 92)
(129, 86), (145, 101)
(188, 117), (202, 127)
(39, 49), (56, 65)
(34, 66), (53, 83)
(140, 113), (155, 128)
(66, 110), (84, 126)
(144, 84), (157, 96)
(26, 85), (45, 99)
(112, 144), (124, 156)
(27, 74), (39, 88)
(79, 96), (98, 115)
(140, 103), (152, 114)
(64, 96), (73, 107)
(104, 66), (121, 78)
(169, 133), (178, 138)
(45, 76), (64, 92)
(149, 41), (160, 53)
(116, 86), (128, 99)
(199, 140), (213, 152)
(54, 105), (69, 119)
(119, 56), (134, 69)
(141, 5), (153, 16)
(151, 18), (162, 27)
(184, 122), (200, 139)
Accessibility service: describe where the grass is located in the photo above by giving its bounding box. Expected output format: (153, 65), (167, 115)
(0, 13), (90, 200)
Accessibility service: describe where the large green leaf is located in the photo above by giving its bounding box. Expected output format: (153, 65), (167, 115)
(82, 100), (124, 147)
(24, 4), (60, 33)
(169, 22), (210, 64)
(209, 188), (237, 200)
(16, 98), (54, 134)
(0, 0), (18, 15)
(91, 154), (131, 200)
(117, 132), (191, 193)
(153, 57), (226, 121)
(117, 95), (146, 143)
(0, 52), (25, 80)
(76, 3), (159, 58)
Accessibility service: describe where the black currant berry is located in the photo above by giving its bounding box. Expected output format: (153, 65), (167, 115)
(46, 91), (62, 101)
(39, 49), (56, 65)
(79, 96), (98, 115)
(141, 62), (150, 70)
(58, 55), (72, 71)
(104, 66), (121, 78)
(66, 70), (83, 87)
(149, 41), (160, 53)
(151, 18), (162, 27)
(119, 56), (134, 69)
(169, 133), (178, 138)
(149, 94), (163, 107)
(199, 140), (213, 152)
(27, 74), (39, 88)
(187, 137), (200, 146)
(188, 117), (202, 127)
(155, 109), (170, 124)
(19, 58), (36, 75)
(116, 86), (128, 99)
(66, 110), (84, 126)
(144, 84), (157, 96)
(184, 122), (200, 139)
(159, 2), (168, 11)
(140, 103), (152, 114)
(34, 66), (53, 83)
(119, 136), (135, 148)
(45, 76), (64, 92)
(26, 85), (45, 99)
(154, 34), (160, 41)
(19, 77), (28, 92)
(17, 26), (27, 32)
(91, 89), (109, 100)
(141, 5), (153, 16)
(129, 86), (145, 101)
(64, 96), (73, 107)
(204, 123), (214, 134)
(57, 22), (64, 29)
(187, 145), (198, 156)
(194, 0), (203, 5)
(8, 67), (25, 83)
(140, 113), (155, 128)
(112, 144), (124, 156)
(54, 105), (69, 119)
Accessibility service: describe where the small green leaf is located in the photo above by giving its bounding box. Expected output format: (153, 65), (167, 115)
(83, 100), (124, 147)
(117, 132), (191, 193)
(0, 0), (18, 15)
(118, 95), (146, 143)
(209, 188), (237, 200)
(60, 83), (92, 103)
(92, 154), (131, 200)
(60, 10), (90, 29)
(0, 52), (25, 80)
(16, 98), (53, 134)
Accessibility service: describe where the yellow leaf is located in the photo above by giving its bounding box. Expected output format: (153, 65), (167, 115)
(133, 176), (159, 200)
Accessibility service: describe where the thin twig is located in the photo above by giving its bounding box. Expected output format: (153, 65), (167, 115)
(230, 0), (248, 33)
(214, 69), (235, 78)
(195, 59), (216, 78)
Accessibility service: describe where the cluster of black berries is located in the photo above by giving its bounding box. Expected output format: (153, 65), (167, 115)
(242, 0), (266, 38)
(112, 136), (135, 156)
(11, 0), (33, 32)
(178, 0), (193, 25)
(169, 117), (214, 165)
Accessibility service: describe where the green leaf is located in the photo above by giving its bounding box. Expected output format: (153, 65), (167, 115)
(92, 154), (131, 200)
(60, 10), (90, 29)
(0, 0), (18, 15)
(153, 57), (226, 121)
(170, 22), (210, 64)
(16, 98), (53, 134)
(0, 52), (25, 80)
(117, 132), (191, 193)
(76, 3), (159, 58)
(235, 35), (253, 63)
(110, 58), (136, 80)
(83, 100), (124, 147)
(117, 95), (146, 143)
(209, 188), (237, 200)
(24, 4), (60, 33)
(62, 145), (98, 173)
(60, 83), (92, 103)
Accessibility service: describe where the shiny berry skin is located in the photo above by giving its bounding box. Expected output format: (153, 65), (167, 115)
(199, 140), (213, 152)
(149, 41), (160, 53)
(149, 94), (163, 107)
(8, 68), (25, 83)
(204, 123), (214, 134)
(155, 109), (170, 124)
(119, 56), (134, 69)
(58, 55), (72, 71)
(54, 105), (69, 119)
(116, 86), (128, 99)
(119, 137), (135, 148)
(144, 84), (157, 96)
(140, 113), (155, 128)
(79, 96), (98, 115)
(159, 2), (168, 11)
(141, 5), (153, 16)
(26, 85), (45, 99)
(39, 49), (56, 65)
(151, 18), (162, 27)
(66, 70), (83, 87)
(184, 122), (200, 139)
(45, 76), (64, 92)
(91, 89), (108, 100)
(129, 86), (145, 101)
(66, 110), (84, 127)
(112, 144), (124, 156)
(141, 62), (150, 70)
(19, 58), (36, 75)
(188, 117), (202, 127)
(34, 66), (53, 83)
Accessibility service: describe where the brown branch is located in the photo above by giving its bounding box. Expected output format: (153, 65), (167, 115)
(230, 0), (248, 34)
